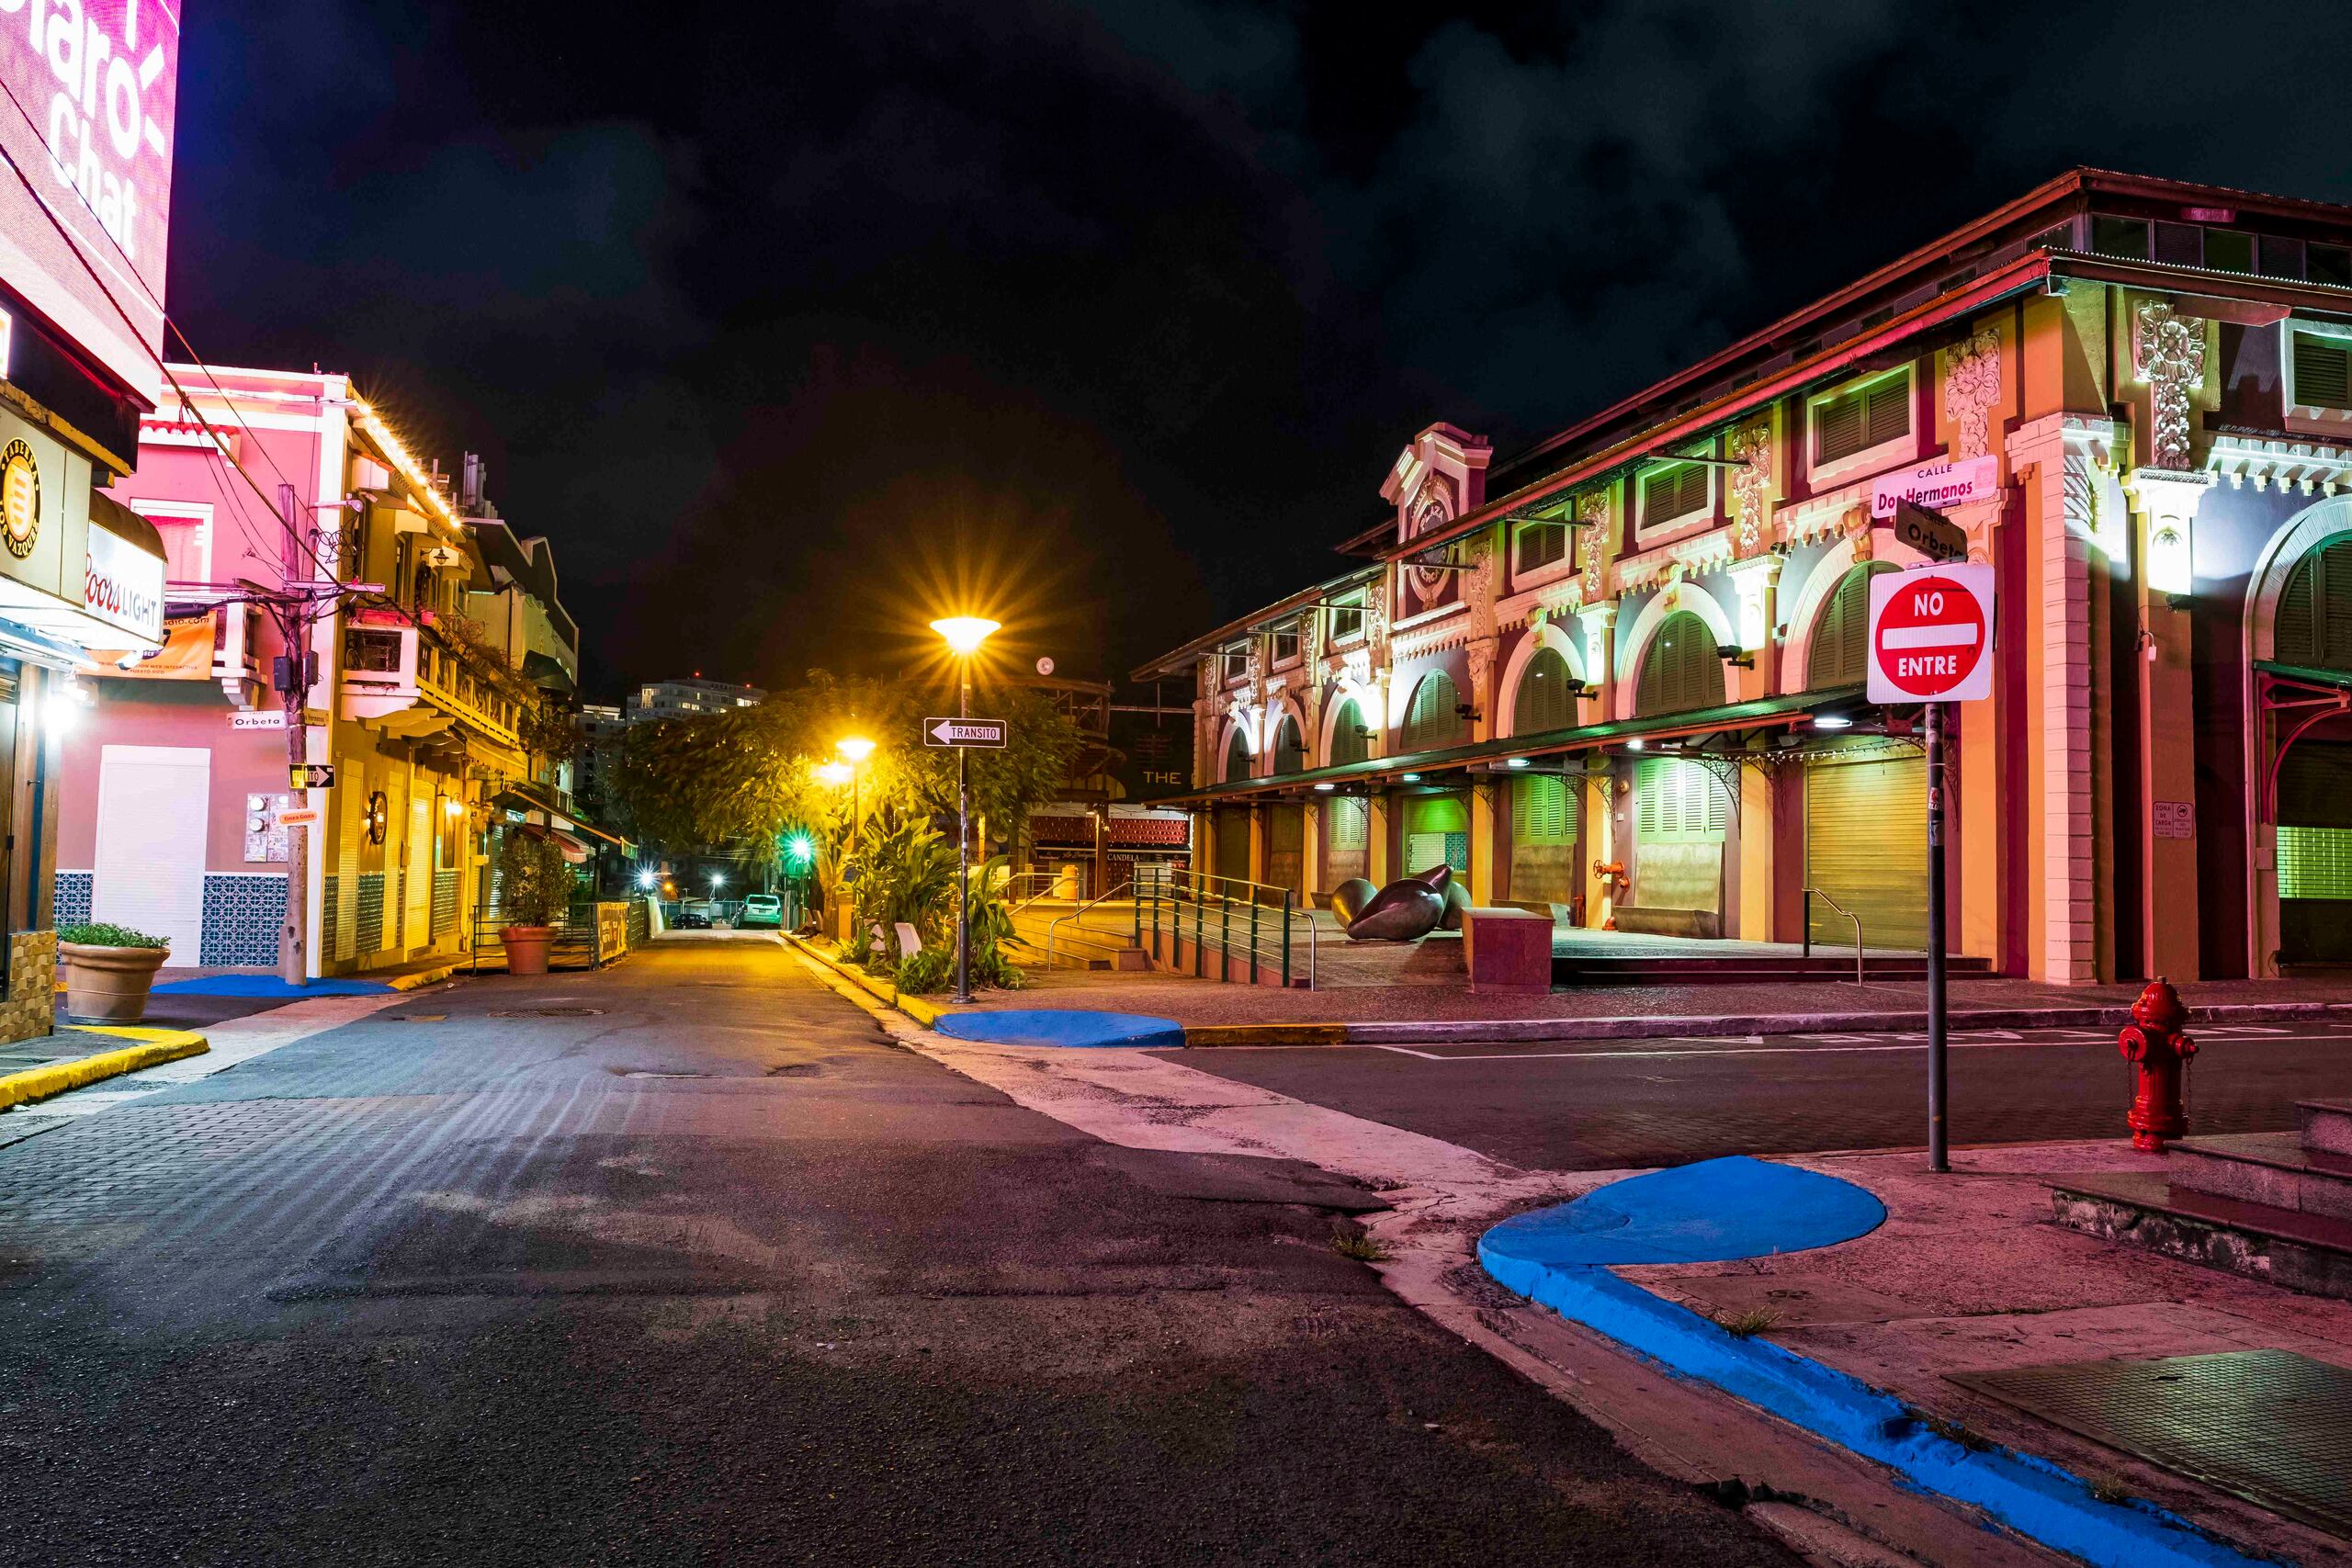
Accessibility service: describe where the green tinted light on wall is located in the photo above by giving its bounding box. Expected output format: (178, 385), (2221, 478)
(1400, 773), (1421, 783)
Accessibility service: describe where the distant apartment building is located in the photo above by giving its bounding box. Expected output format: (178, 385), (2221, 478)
(626, 677), (764, 724)
(576, 703), (626, 811)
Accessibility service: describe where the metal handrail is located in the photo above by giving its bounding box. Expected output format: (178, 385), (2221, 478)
(1045, 878), (1133, 965)
(1801, 886), (1864, 984)
(1137, 866), (1317, 990)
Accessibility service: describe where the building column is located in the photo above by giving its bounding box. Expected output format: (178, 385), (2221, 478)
(1301, 798), (1324, 904)
(2123, 466), (2212, 981)
(2008, 413), (2115, 984)
(1726, 556), (1782, 704)
(1247, 806), (1267, 887)
(1737, 765), (1773, 942)
(1470, 779), (1500, 907)
(1577, 603), (1619, 922)
(1367, 792), (1392, 886)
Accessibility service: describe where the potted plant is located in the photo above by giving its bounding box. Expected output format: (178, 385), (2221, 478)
(497, 831), (574, 976)
(57, 922), (171, 1023)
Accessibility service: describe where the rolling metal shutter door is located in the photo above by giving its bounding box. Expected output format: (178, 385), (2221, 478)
(2278, 742), (2352, 964)
(1266, 805), (1305, 897)
(93, 746), (209, 966)
(1213, 807), (1251, 885)
(1804, 753), (1928, 952)
(1510, 773), (1579, 904)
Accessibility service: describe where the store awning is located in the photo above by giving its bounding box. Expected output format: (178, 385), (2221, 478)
(1162, 683), (1872, 807)
(494, 782), (634, 852)
(82, 613), (213, 679)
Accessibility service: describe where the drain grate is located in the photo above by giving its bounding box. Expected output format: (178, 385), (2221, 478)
(1951, 1348), (2352, 1535)
(489, 1008), (605, 1018)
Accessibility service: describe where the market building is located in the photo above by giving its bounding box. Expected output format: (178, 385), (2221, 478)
(1137, 170), (2352, 985)
(58, 366), (601, 976)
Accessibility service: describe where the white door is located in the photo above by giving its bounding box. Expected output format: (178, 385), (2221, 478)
(404, 794), (432, 945)
(93, 745), (209, 967)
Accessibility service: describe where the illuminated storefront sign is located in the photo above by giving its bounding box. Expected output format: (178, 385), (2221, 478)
(83, 512), (160, 640)
(0, 0), (180, 401)
(0, 436), (36, 558)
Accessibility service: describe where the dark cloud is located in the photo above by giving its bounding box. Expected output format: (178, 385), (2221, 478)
(163, 0), (2352, 697)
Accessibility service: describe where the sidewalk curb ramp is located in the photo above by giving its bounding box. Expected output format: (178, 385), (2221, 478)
(0, 1026), (209, 1111)
(1479, 1173), (2270, 1568)
(1179, 1000), (2352, 1047)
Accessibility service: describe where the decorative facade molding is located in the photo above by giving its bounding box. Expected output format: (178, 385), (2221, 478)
(2133, 300), (2207, 471)
(2205, 433), (2352, 496)
(1727, 419), (1774, 557)
(1945, 325), (2003, 461)
(1577, 490), (1609, 604)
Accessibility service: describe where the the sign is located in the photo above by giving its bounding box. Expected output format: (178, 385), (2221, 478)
(925, 716), (1008, 749)
(0, 1), (182, 404)
(2154, 801), (2196, 840)
(231, 710), (288, 730)
(1871, 455), (1998, 520)
(84, 516), (163, 640)
(1867, 564), (1996, 703)
(275, 807), (320, 829)
(0, 438), (37, 558)
(1890, 501), (1968, 565)
(289, 763), (335, 790)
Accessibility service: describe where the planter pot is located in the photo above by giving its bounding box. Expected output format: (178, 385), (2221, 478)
(59, 941), (170, 1024)
(499, 924), (555, 976)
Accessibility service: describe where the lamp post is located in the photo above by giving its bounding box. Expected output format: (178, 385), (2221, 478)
(835, 736), (875, 854)
(930, 615), (1000, 1003)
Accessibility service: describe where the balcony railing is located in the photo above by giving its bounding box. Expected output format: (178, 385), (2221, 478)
(340, 616), (521, 744)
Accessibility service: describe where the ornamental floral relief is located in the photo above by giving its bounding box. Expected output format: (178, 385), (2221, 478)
(2133, 301), (2207, 471)
(1945, 326), (2002, 461)
(1577, 490), (1610, 604)
(1465, 639), (1495, 715)
(1364, 579), (1392, 671)
(1727, 421), (1773, 557)
(1460, 536), (1498, 641)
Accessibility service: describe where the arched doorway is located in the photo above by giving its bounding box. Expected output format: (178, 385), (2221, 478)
(1268, 713), (1305, 776)
(1221, 727), (1251, 784)
(1401, 671), (1465, 751)
(1802, 564), (1927, 953)
(1513, 645), (1579, 735)
(1327, 696), (1371, 767)
(2273, 535), (2352, 964)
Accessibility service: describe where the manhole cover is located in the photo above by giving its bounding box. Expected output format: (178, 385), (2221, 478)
(1951, 1348), (2352, 1535)
(489, 1008), (605, 1018)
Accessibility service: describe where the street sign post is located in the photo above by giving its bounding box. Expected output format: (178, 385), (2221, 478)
(289, 763), (335, 790)
(1867, 561), (1997, 1173)
(1890, 500), (1968, 564)
(231, 710), (288, 730)
(924, 716), (1008, 749)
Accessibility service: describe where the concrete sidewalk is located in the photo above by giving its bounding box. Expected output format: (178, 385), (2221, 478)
(0, 1025), (208, 1112)
(1550, 1144), (2352, 1565)
(944, 964), (2352, 1043)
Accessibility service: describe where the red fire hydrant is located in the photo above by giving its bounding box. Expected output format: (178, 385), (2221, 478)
(2118, 978), (2197, 1153)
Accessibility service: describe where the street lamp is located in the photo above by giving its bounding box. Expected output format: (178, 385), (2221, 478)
(835, 736), (875, 853)
(929, 615), (1000, 1002)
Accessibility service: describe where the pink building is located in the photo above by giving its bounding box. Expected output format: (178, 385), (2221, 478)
(62, 366), (588, 976)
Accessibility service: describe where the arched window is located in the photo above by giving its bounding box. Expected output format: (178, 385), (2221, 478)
(1401, 671), (1464, 751)
(1269, 714), (1305, 775)
(1806, 564), (1892, 689)
(1328, 697), (1370, 767)
(1634, 611), (1720, 717)
(2278, 536), (2352, 672)
(1222, 727), (1251, 783)
(1513, 644), (1579, 735)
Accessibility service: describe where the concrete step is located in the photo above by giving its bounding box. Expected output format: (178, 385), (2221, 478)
(1552, 954), (1996, 985)
(1006, 911), (1148, 970)
(2165, 1132), (2352, 1222)
(2300, 1100), (2352, 1157)
(2053, 1170), (2352, 1299)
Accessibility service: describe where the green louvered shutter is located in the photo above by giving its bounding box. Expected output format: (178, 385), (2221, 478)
(1513, 646), (1579, 735)
(1402, 671), (1464, 751)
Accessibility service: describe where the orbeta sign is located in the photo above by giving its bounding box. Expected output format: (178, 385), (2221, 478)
(1866, 564), (1996, 704)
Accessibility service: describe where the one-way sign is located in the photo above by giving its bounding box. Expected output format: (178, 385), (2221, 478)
(925, 716), (1008, 749)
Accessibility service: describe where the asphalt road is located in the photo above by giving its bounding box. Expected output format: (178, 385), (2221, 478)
(1161, 1021), (2352, 1171)
(0, 938), (1793, 1567)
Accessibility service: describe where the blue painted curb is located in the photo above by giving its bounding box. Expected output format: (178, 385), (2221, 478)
(1479, 1165), (2266, 1568)
(151, 976), (394, 997)
(933, 1010), (1185, 1049)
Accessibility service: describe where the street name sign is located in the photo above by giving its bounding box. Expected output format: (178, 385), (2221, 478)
(1870, 454), (1997, 519)
(1867, 563), (1996, 704)
(276, 807), (321, 829)
(925, 717), (1008, 749)
(232, 710), (288, 729)
(289, 763), (336, 789)
(1890, 501), (1968, 564)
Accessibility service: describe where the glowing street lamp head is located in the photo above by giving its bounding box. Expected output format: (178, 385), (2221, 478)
(815, 760), (854, 787)
(708, 872), (725, 888)
(637, 869), (657, 889)
(835, 736), (876, 764)
(785, 832), (815, 869)
(930, 615), (1001, 656)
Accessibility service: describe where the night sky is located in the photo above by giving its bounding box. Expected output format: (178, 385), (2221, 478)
(165, 1), (2349, 699)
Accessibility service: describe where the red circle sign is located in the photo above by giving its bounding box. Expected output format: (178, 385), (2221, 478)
(1872, 573), (1986, 698)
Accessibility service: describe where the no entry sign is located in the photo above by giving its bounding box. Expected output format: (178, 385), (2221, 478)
(1866, 563), (1996, 703)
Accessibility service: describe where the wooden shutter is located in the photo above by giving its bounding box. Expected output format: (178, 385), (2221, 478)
(1804, 753), (1928, 951)
(1814, 373), (1909, 464)
(1516, 521), (1567, 572)
(1271, 716), (1304, 775)
(2296, 333), (2352, 411)
(1807, 567), (1884, 688)
(1635, 611), (1719, 716)
(1511, 773), (1577, 844)
(1213, 807), (1251, 884)
(1513, 646), (1578, 735)
(1327, 795), (1368, 851)
(1641, 463), (1709, 526)
(1815, 390), (1865, 463)
(1634, 758), (1725, 841)
(1328, 698), (1368, 766)
(1402, 671), (1462, 750)
(1864, 377), (1911, 448)
(1223, 728), (1251, 783)
(2278, 539), (2352, 671)
(1266, 804), (1306, 897)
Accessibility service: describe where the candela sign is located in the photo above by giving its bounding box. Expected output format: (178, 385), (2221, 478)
(1871, 455), (1997, 520)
